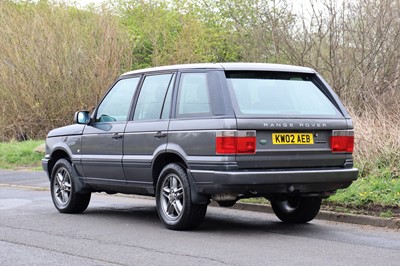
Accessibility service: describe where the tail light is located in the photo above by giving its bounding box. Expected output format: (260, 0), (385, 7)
(330, 130), (354, 153)
(216, 131), (256, 154)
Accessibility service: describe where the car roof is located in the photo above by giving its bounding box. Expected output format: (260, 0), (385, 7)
(121, 63), (316, 76)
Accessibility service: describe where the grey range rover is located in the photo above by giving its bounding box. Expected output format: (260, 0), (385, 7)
(42, 63), (358, 230)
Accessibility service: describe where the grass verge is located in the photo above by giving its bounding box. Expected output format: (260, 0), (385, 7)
(325, 172), (400, 218)
(0, 140), (44, 170)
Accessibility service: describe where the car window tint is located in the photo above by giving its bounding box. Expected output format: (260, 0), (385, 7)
(226, 71), (341, 117)
(134, 74), (173, 121)
(161, 75), (175, 119)
(96, 77), (140, 122)
(177, 73), (210, 116)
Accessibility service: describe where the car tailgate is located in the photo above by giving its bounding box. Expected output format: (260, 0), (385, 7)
(235, 118), (351, 169)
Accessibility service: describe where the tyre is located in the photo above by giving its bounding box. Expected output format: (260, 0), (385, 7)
(156, 163), (207, 230)
(50, 158), (91, 213)
(271, 196), (321, 223)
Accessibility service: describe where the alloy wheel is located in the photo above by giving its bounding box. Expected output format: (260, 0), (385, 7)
(160, 174), (184, 220)
(53, 167), (72, 206)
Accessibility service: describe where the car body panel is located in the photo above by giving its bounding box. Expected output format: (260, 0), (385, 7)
(123, 120), (169, 184)
(190, 168), (358, 194)
(235, 118), (349, 169)
(47, 124), (85, 138)
(80, 122), (126, 182)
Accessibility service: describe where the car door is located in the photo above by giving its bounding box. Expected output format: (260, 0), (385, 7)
(123, 73), (175, 186)
(80, 76), (141, 183)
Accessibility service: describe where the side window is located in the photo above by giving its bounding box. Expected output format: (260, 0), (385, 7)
(96, 77), (140, 122)
(161, 75), (175, 119)
(134, 74), (173, 121)
(177, 73), (211, 117)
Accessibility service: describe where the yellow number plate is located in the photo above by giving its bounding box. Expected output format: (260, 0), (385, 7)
(272, 133), (314, 145)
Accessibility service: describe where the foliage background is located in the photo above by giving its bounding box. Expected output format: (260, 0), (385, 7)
(0, 0), (132, 139)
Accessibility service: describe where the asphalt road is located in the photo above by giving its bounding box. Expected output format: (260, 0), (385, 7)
(1, 170), (400, 266)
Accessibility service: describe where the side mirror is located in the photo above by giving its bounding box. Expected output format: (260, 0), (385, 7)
(74, 111), (90, 124)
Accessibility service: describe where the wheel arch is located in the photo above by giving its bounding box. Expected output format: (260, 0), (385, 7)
(152, 152), (187, 187)
(48, 149), (71, 179)
(152, 152), (210, 205)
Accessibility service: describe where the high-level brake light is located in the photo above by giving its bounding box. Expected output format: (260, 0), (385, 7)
(216, 131), (256, 154)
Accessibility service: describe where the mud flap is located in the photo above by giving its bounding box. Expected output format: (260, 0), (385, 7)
(186, 170), (210, 205)
(71, 163), (88, 193)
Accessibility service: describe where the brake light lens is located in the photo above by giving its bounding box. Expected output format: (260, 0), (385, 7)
(216, 136), (236, 154)
(216, 131), (256, 154)
(330, 130), (354, 153)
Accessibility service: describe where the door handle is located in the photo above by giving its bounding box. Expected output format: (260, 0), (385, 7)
(154, 131), (167, 138)
(112, 133), (123, 140)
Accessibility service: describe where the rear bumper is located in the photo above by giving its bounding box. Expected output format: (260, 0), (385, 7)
(189, 168), (359, 195)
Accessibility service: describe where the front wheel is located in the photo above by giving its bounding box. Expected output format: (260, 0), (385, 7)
(271, 196), (321, 223)
(50, 159), (91, 213)
(156, 163), (207, 230)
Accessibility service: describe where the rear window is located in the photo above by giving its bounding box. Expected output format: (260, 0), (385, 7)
(226, 71), (341, 117)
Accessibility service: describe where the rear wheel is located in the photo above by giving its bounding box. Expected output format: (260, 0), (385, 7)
(271, 196), (321, 223)
(50, 159), (91, 213)
(156, 163), (207, 230)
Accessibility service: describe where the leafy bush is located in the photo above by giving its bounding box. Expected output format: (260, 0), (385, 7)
(0, 0), (131, 140)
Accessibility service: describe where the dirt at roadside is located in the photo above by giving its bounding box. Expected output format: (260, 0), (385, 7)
(322, 202), (400, 219)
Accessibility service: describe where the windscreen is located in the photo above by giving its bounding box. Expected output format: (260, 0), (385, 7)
(226, 71), (341, 117)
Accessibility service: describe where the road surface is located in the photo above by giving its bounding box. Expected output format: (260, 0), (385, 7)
(0, 170), (399, 265)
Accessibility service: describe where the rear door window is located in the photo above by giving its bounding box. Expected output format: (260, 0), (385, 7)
(226, 71), (341, 117)
(176, 73), (211, 117)
(134, 74), (174, 121)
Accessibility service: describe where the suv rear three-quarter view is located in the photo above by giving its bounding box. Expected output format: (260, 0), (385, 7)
(42, 63), (359, 230)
